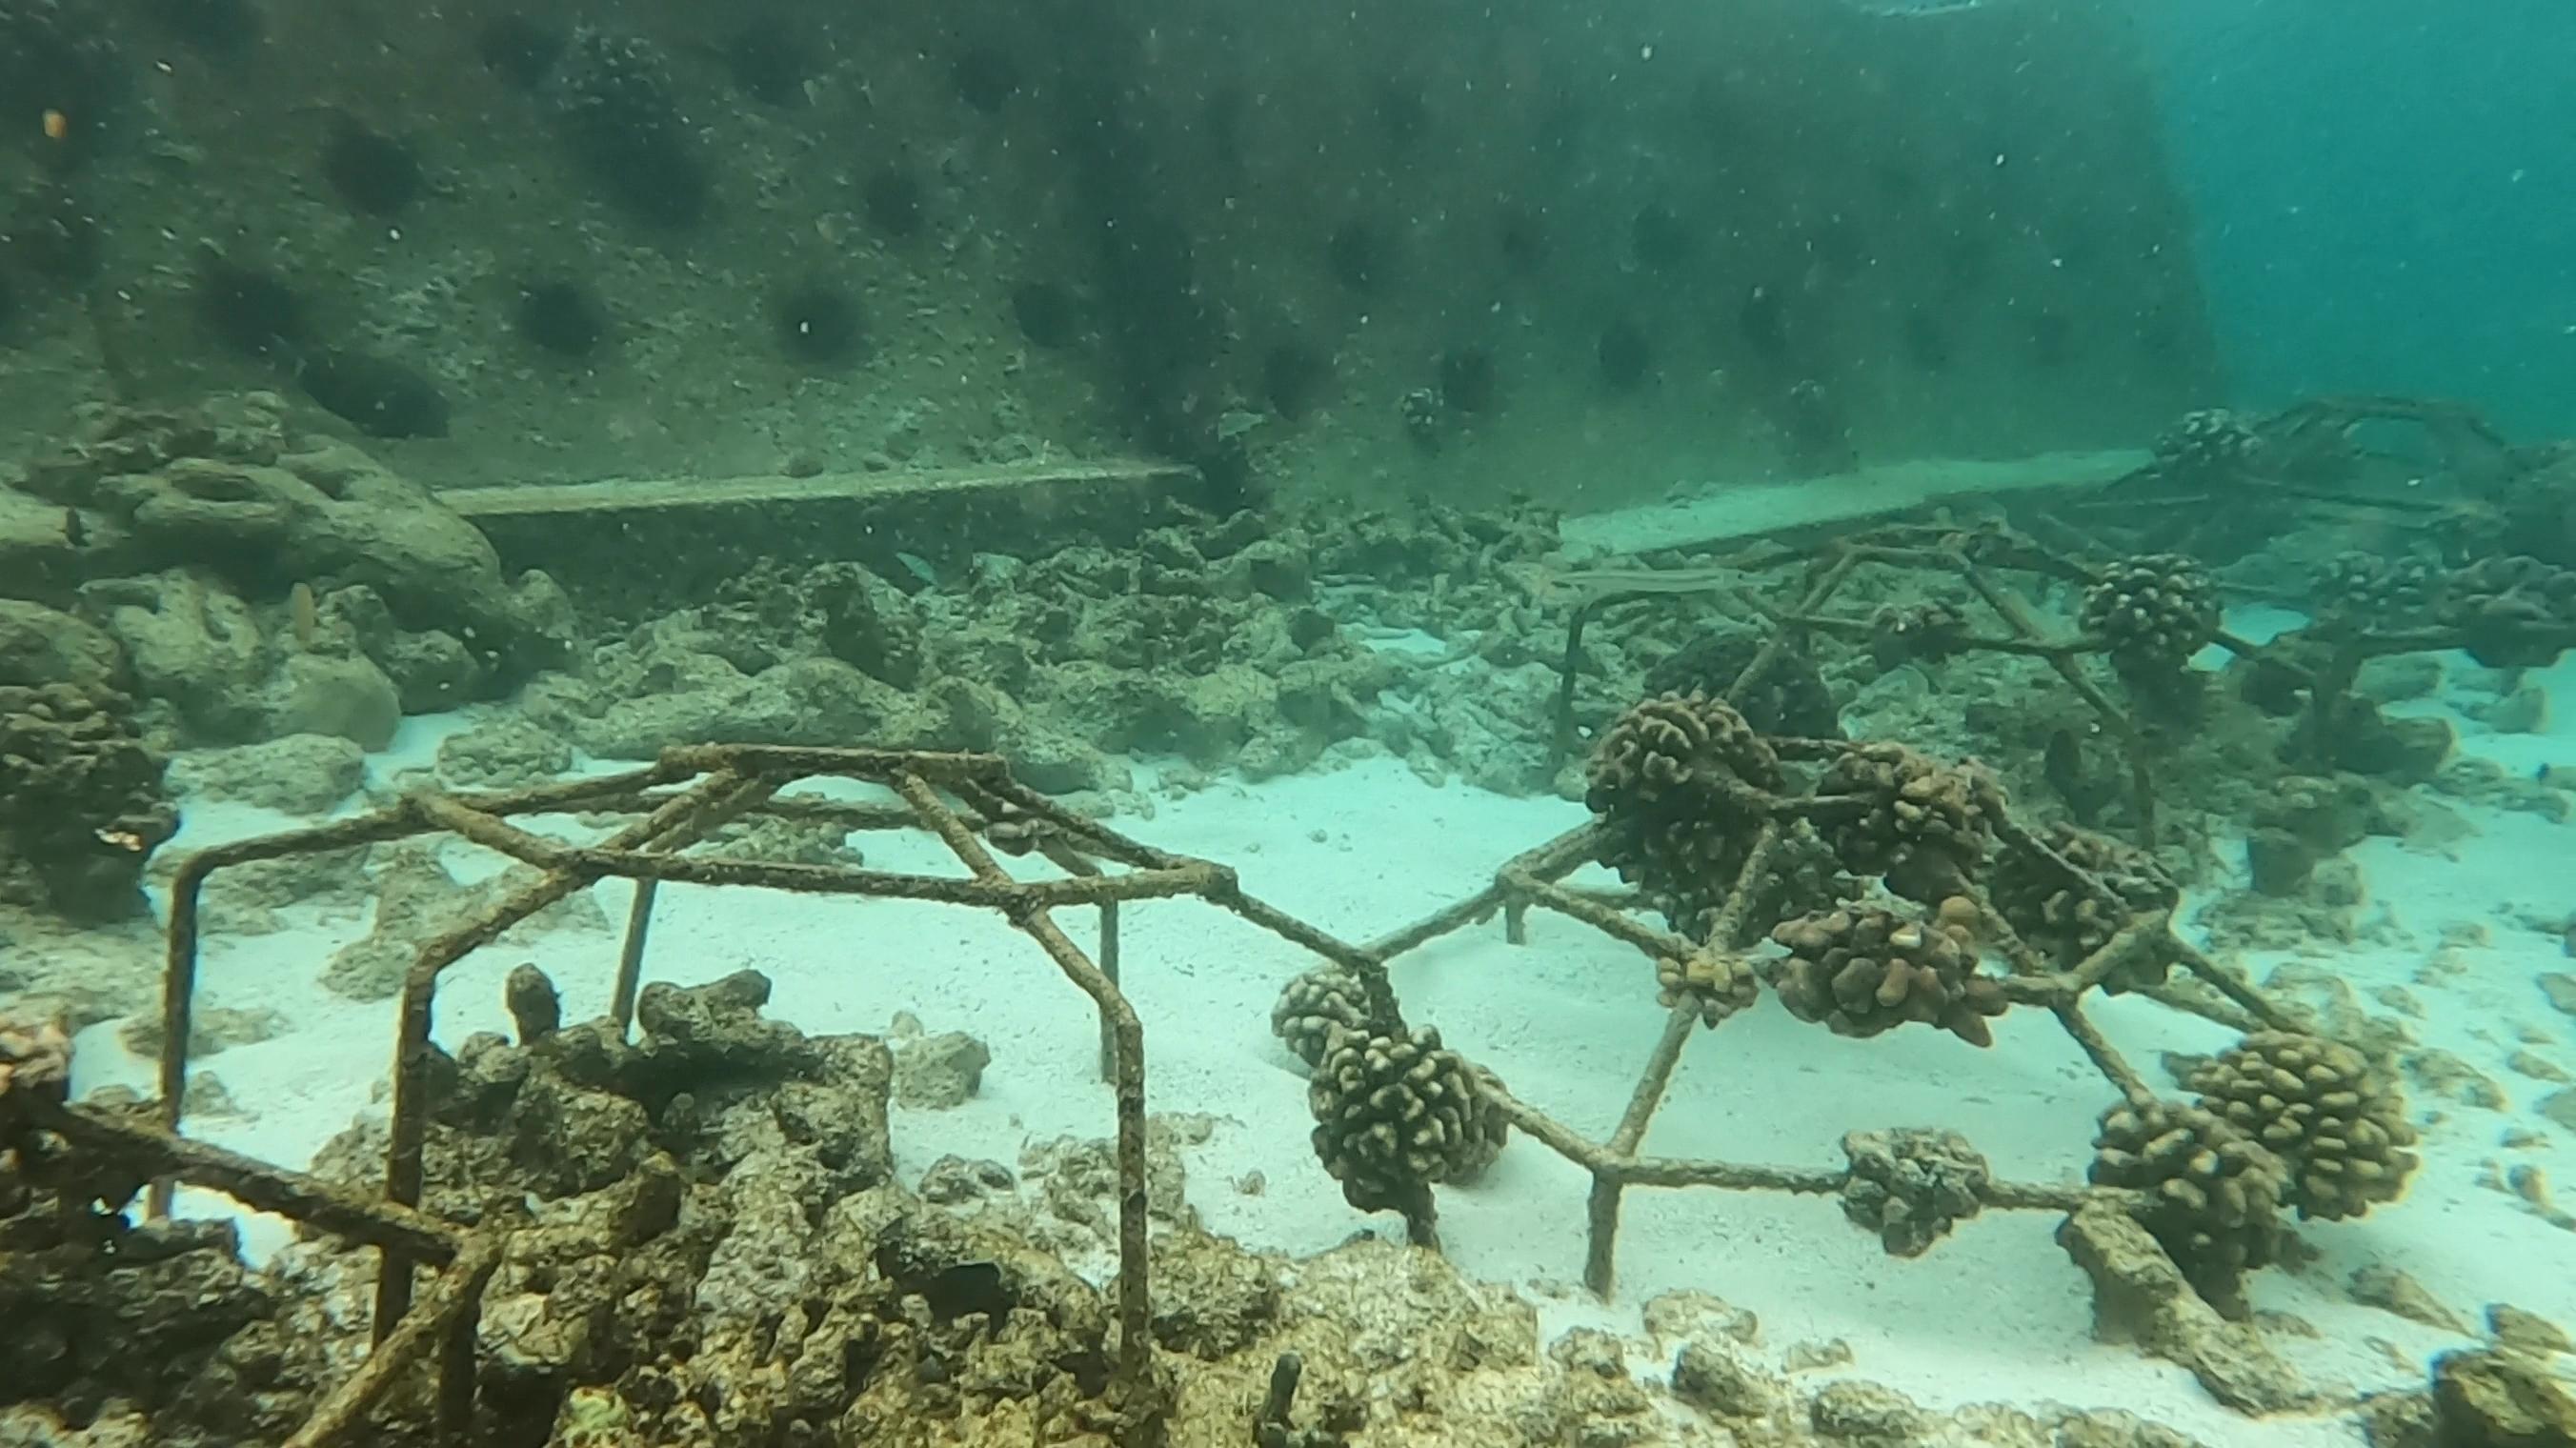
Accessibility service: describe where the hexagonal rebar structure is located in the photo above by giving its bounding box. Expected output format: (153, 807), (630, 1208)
(147, 742), (1415, 1444)
(119, 733), (2411, 1438)
(1543, 511), (2576, 854)
(1352, 726), (2308, 1301)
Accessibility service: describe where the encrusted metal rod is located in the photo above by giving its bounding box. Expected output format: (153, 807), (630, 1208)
(280, 1233), (503, 1448)
(1480, 1074), (1614, 1173)
(609, 878), (660, 1037)
(655, 741), (1010, 785)
(2063, 917), (2169, 996)
(1760, 608), (2088, 660)
(1585, 1003), (1702, 1297)
(889, 772), (1157, 1386)
(1946, 550), (2162, 843)
(973, 776), (1202, 874)
(151, 809), (434, 1217)
(37, 1100), (460, 1264)
(1477, 1075), (2145, 1211)
(1699, 821), (1784, 950)
(1989, 816), (2131, 919)
(1683, 551), (1864, 776)
(2167, 942), (2303, 1032)
(1369, 879), (1506, 959)
(1366, 820), (1600, 962)
(416, 781), (1221, 913)
(1036, 840), (1123, 1085)
(1553, 595), (1605, 765)
(1607, 1155), (1843, 1194)
(529, 789), (973, 835)
(425, 758), (697, 818)
(377, 775), (748, 1333)
(1204, 881), (1384, 977)
(2053, 1000), (2156, 1104)
(1511, 874), (1696, 960)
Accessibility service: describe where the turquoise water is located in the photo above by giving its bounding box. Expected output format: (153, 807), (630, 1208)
(2144, 0), (2576, 433)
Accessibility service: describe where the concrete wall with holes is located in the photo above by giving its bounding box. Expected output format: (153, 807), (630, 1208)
(1, 0), (2216, 510)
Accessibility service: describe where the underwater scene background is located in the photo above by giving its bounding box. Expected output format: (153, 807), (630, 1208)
(2, 2), (2574, 1446)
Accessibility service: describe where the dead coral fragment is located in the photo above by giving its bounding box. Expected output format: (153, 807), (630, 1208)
(2431, 1347), (2576, 1446)
(1839, 1127), (1987, 1257)
(1764, 906), (2006, 1047)
(2444, 554), (2576, 669)
(1989, 822), (2179, 989)
(505, 962), (561, 1044)
(0, 1011), (73, 1120)
(2088, 1096), (2288, 1319)
(2080, 553), (2222, 674)
(1307, 1025), (1506, 1216)
(2186, 1031), (2421, 1222)
(1815, 742), (2004, 904)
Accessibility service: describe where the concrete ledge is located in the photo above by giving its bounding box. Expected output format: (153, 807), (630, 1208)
(452, 458), (1201, 609)
(1560, 450), (2151, 558)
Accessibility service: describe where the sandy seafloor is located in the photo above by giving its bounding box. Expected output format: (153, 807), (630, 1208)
(64, 605), (2576, 1446)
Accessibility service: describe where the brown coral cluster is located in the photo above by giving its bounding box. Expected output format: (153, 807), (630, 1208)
(2079, 553), (2222, 674)
(1640, 632), (1843, 738)
(2151, 409), (2263, 479)
(2311, 551), (2442, 631)
(1763, 906), (2007, 1047)
(1271, 967), (1375, 1071)
(2087, 1096), (2288, 1318)
(1653, 949), (1761, 1027)
(1582, 691), (1781, 812)
(1584, 692), (1781, 939)
(0, 681), (176, 922)
(1815, 743), (2004, 904)
(1988, 823), (2179, 990)
(1306, 1025), (1507, 1216)
(2184, 1032), (2420, 1222)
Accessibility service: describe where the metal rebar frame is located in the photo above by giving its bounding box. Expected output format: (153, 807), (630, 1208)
(27, 1096), (494, 1448)
(1550, 515), (2576, 854)
(1547, 523), (2208, 840)
(147, 743), (1420, 1439)
(126, 734), (2369, 1438)
(1357, 731), (2300, 1299)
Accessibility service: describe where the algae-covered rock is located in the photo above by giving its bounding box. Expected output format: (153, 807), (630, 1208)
(169, 733), (367, 814)
(0, 598), (122, 689)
